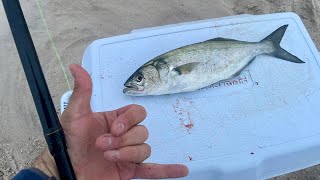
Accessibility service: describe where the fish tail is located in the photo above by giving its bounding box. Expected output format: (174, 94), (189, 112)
(261, 24), (305, 63)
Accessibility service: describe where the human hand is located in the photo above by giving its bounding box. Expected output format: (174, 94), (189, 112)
(40, 64), (188, 180)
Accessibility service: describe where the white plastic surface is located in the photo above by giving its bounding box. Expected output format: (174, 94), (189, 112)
(60, 91), (72, 114)
(78, 12), (320, 180)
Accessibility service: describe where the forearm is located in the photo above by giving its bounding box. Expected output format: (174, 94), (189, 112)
(32, 149), (60, 180)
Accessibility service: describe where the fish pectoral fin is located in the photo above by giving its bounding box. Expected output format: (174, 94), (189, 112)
(173, 62), (201, 75)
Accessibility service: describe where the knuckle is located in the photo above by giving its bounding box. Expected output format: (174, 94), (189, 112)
(105, 111), (118, 120)
(104, 151), (119, 161)
(72, 83), (81, 94)
(82, 83), (92, 94)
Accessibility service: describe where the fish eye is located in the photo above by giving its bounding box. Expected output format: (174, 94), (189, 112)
(135, 75), (143, 82)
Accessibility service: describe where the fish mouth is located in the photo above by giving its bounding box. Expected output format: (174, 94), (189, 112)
(123, 83), (144, 95)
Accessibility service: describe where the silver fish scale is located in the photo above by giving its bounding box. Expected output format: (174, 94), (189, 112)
(160, 40), (274, 93)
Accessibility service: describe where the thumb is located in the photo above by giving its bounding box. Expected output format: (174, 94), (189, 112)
(65, 64), (93, 117)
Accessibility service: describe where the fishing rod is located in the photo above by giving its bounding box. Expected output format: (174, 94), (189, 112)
(2, 0), (76, 179)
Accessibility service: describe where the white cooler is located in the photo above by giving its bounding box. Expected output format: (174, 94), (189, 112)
(61, 12), (320, 180)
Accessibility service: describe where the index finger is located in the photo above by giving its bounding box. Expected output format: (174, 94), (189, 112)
(111, 104), (147, 136)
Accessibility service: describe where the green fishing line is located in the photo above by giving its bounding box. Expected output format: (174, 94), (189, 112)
(36, 0), (71, 91)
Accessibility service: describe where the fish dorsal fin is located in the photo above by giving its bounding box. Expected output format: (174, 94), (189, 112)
(173, 62), (201, 75)
(207, 37), (238, 42)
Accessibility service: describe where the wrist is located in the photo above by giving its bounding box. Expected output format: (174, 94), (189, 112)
(33, 149), (60, 180)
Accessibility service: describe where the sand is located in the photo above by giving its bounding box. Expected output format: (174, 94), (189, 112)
(0, 0), (319, 179)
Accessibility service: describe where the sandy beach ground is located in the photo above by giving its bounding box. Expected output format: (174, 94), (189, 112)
(0, 0), (320, 179)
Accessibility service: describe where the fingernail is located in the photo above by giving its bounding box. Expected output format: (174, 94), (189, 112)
(104, 150), (119, 161)
(117, 122), (125, 135)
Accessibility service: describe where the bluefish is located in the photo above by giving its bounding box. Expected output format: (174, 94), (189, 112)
(124, 25), (304, 96)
